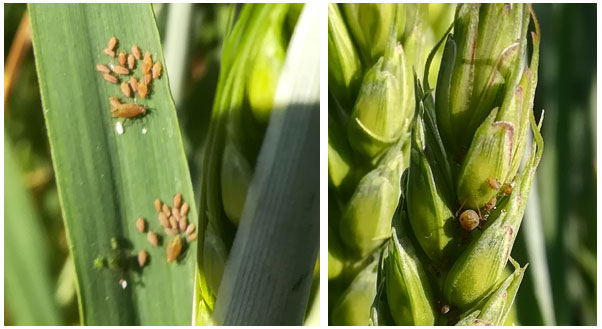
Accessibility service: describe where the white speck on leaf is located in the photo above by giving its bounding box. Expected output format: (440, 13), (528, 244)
(115, 121), (124, 135)
(142, 127), (147, 135)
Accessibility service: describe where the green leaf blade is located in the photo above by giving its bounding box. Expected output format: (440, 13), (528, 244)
(29, 4), (197, 325)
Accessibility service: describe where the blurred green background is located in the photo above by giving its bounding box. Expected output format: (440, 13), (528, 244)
(3, 3), (597, 326)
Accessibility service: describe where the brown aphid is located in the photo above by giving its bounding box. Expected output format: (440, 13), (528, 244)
(181, 202), (189, 217)
(136, 217), (146, 233)
(172, 207), (181, 220)
(138, 250), (148, 267)
(179, 216), (188, 233)
(169, 216), (178, 231)
(441, 305), (450, 315)
(484, 196), (497, 212)
(147, 231), (159, 246)
(132, 45), (141, 60)
(129, 77), (139, 92)
(488, 177), (500, 190)
(185, 223), (195, 235)
(154, 198), (162, 212)
(142, 52), (152, 74)
(138, 82), (148, 98)
(118, 51), (127, 66)
(107, 37), (117, 50)
(103, 48), (115, 57)
(152, 62), (162, 79)
(164, 227), (178, 236)
(102, 73), (118, 84)
(120, 82), (131, 97)
(459, 209), (480, 232)
(166, 235), (182, 264)
(144, 72), (152, 85)
(111, 103), (146, 118)
(109, 97), (121, 108)
(186, 232), (198, 242)
(113, 65), (130, 75)
(96, 64), (110, 74)
(503, 184), (513, 196)
(173, 193), (182, 210)
(158, 212), (170, 228)
(162, 204), (171, 217)
(127, 54), (135, 70)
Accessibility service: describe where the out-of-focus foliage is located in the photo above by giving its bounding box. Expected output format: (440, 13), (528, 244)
(512, 3), (597, 326)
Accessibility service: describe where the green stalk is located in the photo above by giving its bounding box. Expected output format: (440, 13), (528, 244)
(371, 4), (544, 326)
(328, 4), (453, 325)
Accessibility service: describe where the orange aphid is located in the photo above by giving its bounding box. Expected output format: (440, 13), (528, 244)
(127, 54), (135, 70)
(138, 82), (148, 98)
(96, 64), (110, 74)
(118, 52), (127, 66)
(131, 45), (141, 60)
(120, 82), (131, 97)
(111, 103), (146, 118)
(152, 62), (162, 79)
(166, 236), (182, 263)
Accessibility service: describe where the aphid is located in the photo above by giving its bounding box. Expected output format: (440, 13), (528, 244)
(459, 209), (480, 232)
(138, 82), (148, 98)
(107, 37), (117, 50)
(127, 54), (135, 69)
(186, 232), (198, 242)
(115, 121), (124, 135)
(144, 72), (152, 85)
(94, 257), (107, 269)
(103, 73), (118, 84)
(118, 51), (127, 66)
(142, 52), (152, 74)
(132, 45), (141, 60)
(142, 127), (148, 135)
(488, 177), (500, 190)
(484, 196), (497, 212)
(503, 184), (513, 196)
(109, 96), (122, 108)
(111, 237), (119, 250)
(166, 235), (182, 264)
(120, 82), (131, 97)
(136, 217), (146, 233)
(162, 204), (171, 217)
(152, 62), (162, 79)
(158, 212), (169, 228)
(185, 223), (195, 235)
(181, 202), (189, 217)
(96, 64), (111, 74)
(172, 207), (181, 220)
(147, 231), (159, 246)
(169, 216), (178, 231)
(119, 278), (128, 289)
(164, 227), (178, 236)
(179, 216), (187, 233)
(113, 65), (130, 75)
(111, 103), (146, 118)
(154, 198), (162, 212)
(129, 77), (138, 92)
(138, 250), (148, 267)
(441, 305), (450, 315)
(173, 193), (182, 210)
(103, 48), (115, 57)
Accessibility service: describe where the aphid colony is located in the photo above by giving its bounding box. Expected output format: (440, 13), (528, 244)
(93, 193), (196, 289)
(150, 193), (197, 264)
(138, 193), (197, 266)
(95, 36), (163, 118)
(457, 176), (516, 232)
